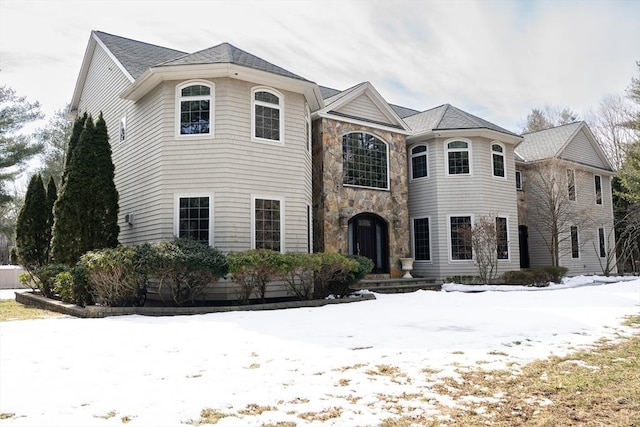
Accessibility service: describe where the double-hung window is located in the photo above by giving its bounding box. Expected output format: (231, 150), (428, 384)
(567, 169), (576, 201)
(594, 175), (602, 205)
(491, 143), (505, 178)
(342, 132), (389, 189)
(446, 140), (470, 175)
(177, 196), (211, 245)
(410, 145), (428, 179)
(253, 197), (284, 252)
(515, 170), (523, 190)
(570, 226), (580, 258)
(177, 82), (212, 136)
(252, 88), (283, 143)
(450, 216), (472, 260)
(496, 217), (509, 259)
(413, 217), (431, 261)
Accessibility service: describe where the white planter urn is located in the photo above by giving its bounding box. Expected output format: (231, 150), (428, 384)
(399, 258), (414, 278)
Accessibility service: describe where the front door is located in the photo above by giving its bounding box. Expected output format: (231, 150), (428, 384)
(519, 225), (530, 269)
(349, 213), (389, 274)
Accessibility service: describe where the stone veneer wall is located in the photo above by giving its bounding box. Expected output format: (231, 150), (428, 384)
(312, 118), (410, 277)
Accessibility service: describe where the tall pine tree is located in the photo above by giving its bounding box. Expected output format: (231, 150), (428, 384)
(52, 113), (119, 265)
(16, 174), (49, 269)
(61, 112), (87, 186)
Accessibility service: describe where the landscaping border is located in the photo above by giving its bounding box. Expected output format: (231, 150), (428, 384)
(14, 291), (376, 318)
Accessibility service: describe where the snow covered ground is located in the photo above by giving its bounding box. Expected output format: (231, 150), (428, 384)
(1, 276), (639, 426)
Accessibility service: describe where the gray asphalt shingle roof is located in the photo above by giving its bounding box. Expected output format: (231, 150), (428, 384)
(160, 43), (309, 81)
(94, 31), (186, 79)
(515, 122), (583, 161)
(404, 104), (517, 136)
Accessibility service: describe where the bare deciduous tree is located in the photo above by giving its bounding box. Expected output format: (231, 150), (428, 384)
(524, 158), (598, 266)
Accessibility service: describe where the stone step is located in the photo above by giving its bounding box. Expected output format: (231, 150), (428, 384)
(352, 278), (441, 293)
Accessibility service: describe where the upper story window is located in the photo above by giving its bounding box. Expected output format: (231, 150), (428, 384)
(252, 88), (283, 143)
(594, 175), (602, 205)
(343, 132), (389, 190)
(177, 82), (212, 136)
(491, 143), (505, 178)
(515, 170), (523, 190)
(567, 169), (576, 201)
(410, 145), (428, 179)
(446, 140), (471, 175)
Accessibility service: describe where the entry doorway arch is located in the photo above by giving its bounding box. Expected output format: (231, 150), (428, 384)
(348, 213), (389, 274)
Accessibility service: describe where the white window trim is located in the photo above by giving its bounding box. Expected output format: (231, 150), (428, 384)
(174, 193), (214, 246)
(119, 115), (126, 143)
(444, 137), (473, 177)
(594, 174), (603, 206)
(409, 144), (429, 181)
(515, 170), (523, 190)
(307, 203), (313, 254)
(491, 142), (507, 179)
(342, 131), (391, 191)
(597, 226), (606, 258)
(447, 214), (475, 263)
(495, 215), (511, 262)
(411, 215), (432, 263)
(570, 225), (580, 259)
(175, 80), (215, 139)
(567, 168), (577, 201)
(251, 195), (285, 253)
(251, 87), (284, 145)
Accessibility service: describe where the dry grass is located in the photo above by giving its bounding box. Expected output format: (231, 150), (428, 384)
(0, 299), (63, 321)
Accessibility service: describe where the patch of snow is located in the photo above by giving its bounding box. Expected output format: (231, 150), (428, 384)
(0, 279), (638, 426)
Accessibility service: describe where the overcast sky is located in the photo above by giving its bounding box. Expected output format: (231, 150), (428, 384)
(1, 0), (638, 133)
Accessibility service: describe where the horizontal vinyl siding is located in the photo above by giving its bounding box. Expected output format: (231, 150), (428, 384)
(408, 136), (520, 280)
(562, 130), (607, 169)
(77, 44), (165, 244)
(158, 78), (312, 253)
(335, 94), (392, 125)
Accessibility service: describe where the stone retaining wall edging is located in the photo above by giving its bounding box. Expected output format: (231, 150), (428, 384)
(15, 291), (376, 318)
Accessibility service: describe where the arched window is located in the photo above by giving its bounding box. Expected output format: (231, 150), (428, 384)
(410, 144), (428, 179)
(177, 82), (213, 136)
(446, 140), (471, 175)
(342, 132), (389, 189)
(491, 143), (505, 177)
(252, 88), (283, 143)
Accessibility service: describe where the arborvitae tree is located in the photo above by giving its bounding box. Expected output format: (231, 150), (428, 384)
(44, 176), (57, 262)
(61, 112), (87, 186)
(52, 113), (119, 265)
(16, 174), (49, 269)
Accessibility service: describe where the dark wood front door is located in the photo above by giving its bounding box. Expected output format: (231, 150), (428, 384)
(350, 214), (389, 274)
(519, 225), (530, 269)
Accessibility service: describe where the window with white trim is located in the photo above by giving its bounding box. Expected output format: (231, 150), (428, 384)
(515, 170), (522, 190)
(571, 226), (579, 258)
(342, 132), (389, 189)
(253, 197), (283, 252)
(491, 143), (505, 177)
(252, 88), (283, 143)
(496, 216), (509, 259)
(413, 217), (431, 261)
(119, 116), (126, 142)
(594, 175), (602, 205)
(446, 140), (470, 175)
(450, 216), (472, 260)
(598, 227), (606, 258)
(410, 145), (428, 179)
(178, 196), (210, 245)
(177, 82), (212, 136)
(567, 169), (576, 201)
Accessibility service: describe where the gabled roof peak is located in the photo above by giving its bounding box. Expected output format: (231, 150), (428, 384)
(521, 120), (583, 136)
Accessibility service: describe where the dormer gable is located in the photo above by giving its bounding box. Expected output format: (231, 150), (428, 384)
(315, 82), (411, 134)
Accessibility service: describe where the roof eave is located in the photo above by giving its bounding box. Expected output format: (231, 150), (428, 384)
(408, 127), (522, 143)
(120, 63), (323, 110)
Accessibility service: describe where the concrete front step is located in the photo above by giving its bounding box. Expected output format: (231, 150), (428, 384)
(353, 278), (441, 294)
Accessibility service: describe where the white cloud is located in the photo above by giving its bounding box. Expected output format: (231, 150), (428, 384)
(1, 0), (638, 132)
